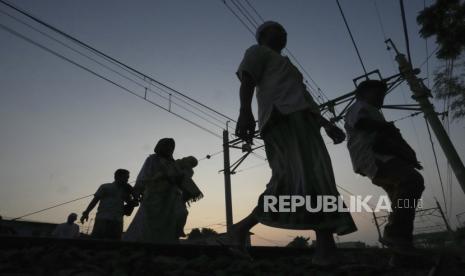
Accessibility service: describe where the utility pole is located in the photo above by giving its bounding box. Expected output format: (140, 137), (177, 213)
(372, 212), (384, 248)
(386, 39), (465, 196)
(223, 128), (233, 233)
(435, 199), (453, 233)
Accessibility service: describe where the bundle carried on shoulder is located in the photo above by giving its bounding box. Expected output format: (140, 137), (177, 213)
(176, 156), (204, 204)
(373, 123), (423, 170)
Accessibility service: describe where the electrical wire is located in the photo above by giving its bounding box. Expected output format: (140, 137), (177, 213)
(230, 0), (259, 28)
(0, 23), (224, 139)
(392, 111), (423, 122)
(11, 194), (94, 221)
(372, 0), (442, 210)
(253, 233), (283, 246)
(222, 0), (348, 131)
(335, 0), (368, 75)
(0, 0), (236, 124)
(399, 0), (413, 64)
(235, 162), (268, 173)
(0, 8), (229, 131)
(222, 0), (331, 105)
(423, 0), (430, 89)
(244, 0), (265, 22)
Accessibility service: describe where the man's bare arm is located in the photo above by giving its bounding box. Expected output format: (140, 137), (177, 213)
(80, 196), (99, 223)
(236, 72), (257, 142)
(239, 72), (256, 112)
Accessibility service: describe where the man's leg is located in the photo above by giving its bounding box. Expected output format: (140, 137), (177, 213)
(387, 168), (424, 241)
(91, 218), (109, 239)
(373, 159), (424, 246)
(312, 230), (337, 265)
(104, 220), (123, 240)
(229, 208), (259, 245)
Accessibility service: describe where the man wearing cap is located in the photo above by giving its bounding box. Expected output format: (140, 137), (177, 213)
(344, 80), (424, 253)
(231, 21), (356, 265)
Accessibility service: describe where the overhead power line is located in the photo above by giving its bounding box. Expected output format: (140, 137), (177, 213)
(0, 0), (269, 164)
(372, 0), (445, 209)
(0, 0), (235, 123)
(392, 111), (423, 122)
(222, 0), (349, 130)
(335, 0), (368, 76)
(1, 0), (272, 160)
(230, 0), (259, 28)
(11, 194), (94, 221)
(0, 9), (227, 131)
(223, 0), (256, 36)
(0, 0), (269, 156)
(0, 23), (224, 139)
(222, 0), (331, 105)
(244, 0), (265, 22)
(399, 0), (413, 64)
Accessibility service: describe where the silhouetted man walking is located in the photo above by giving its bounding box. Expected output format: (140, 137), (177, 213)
(344, 80), (424, 253)
(81, 169), (137, 240)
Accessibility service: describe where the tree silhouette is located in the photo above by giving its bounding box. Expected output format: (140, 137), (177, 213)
(187, 228), (218, 240)
(417, 0), (465, 60)
(286, 236), (312, 248)
(417, 0), (465, 120)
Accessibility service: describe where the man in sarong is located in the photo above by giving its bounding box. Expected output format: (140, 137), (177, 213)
(344, 80), (424, 252)
(230, 21), (357, 265)
(80, 169), (137, 240)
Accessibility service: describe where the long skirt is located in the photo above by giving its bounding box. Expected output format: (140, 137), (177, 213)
(255, 109), (357, 235)
(124, 188), (180, 243)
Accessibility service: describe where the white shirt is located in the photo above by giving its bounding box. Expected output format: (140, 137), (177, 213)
(344, 100), (394, 179)
(95, 183), (128, 222)
(52, 223), (80, 239)
(237, 44), (320, 131)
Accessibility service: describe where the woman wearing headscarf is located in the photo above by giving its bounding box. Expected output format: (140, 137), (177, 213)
(124, 138), (182, 243)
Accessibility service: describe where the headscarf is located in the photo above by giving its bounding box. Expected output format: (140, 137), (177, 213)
(154, 138), (175, 159)
(255, 21), (285, 43)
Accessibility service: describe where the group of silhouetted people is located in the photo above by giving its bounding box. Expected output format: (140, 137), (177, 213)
(29, 20), (425, 268)
(77, 138), (203, 242)
(227, 21), (424, 266)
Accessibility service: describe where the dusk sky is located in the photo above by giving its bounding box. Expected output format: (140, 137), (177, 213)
(1, 0), (464, 246)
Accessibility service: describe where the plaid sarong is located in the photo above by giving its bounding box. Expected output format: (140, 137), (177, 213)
(255, 109), (357, 235)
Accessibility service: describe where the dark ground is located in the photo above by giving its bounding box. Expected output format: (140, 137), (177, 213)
(0, 236), (464, 276)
